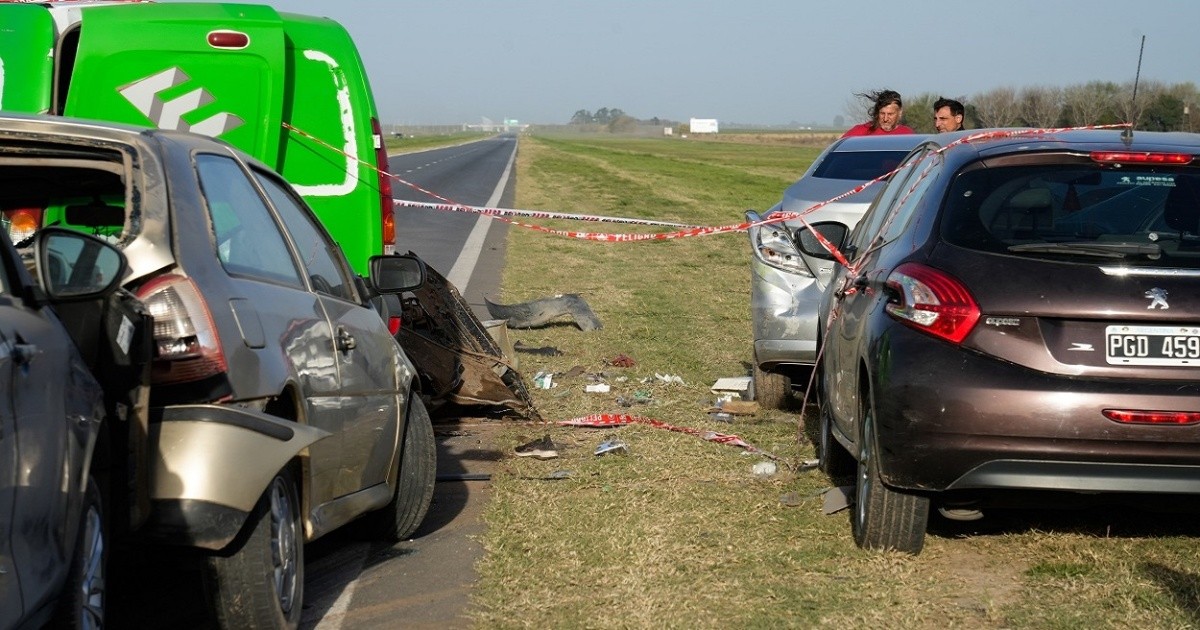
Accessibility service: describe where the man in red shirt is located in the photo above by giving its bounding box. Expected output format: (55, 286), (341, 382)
(840, 89), (914, 138)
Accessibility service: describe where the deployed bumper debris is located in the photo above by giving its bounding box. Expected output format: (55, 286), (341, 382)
(485, 293), (602, 331)
(391, 254), (540, 420)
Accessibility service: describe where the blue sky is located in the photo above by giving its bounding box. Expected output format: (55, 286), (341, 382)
(179, 0), (1199, 127)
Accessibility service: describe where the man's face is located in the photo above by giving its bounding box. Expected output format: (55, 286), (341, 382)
(935, 106), (963, 133)
(876, 103), (902, 131)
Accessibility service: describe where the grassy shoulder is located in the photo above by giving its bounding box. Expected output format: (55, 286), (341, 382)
(470, 134), (1200, 629)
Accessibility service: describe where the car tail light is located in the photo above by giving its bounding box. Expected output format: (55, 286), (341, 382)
(1103, 409), (1200, 425)
(1090, 151), (1193, 165)
(4, 208), (44, 244)
(372, 117), (396, 255)
(884, 262), (980, 344)
(136, 274), (227, 385)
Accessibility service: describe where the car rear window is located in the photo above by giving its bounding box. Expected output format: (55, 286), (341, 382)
(941, 162), (1200, 268)
(812, 150), (909, 181)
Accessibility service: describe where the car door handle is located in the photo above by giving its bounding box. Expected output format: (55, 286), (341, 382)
(336, 327), (357, 352)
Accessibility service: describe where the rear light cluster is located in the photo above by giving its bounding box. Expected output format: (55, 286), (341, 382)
(371, 117), (396, 255)
(1103, 409), (1200, 425)
(4, 208), (44, 244)
(136, 274), (227, 385)
(1090, 151), (1193, 165)
(884, 262), (980, 344)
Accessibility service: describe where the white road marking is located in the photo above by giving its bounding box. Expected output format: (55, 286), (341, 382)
(446, 139), (516, 293)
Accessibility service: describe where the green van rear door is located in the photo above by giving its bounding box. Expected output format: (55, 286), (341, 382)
(66, 3), (287, 166)
(0, 3), (55, 113)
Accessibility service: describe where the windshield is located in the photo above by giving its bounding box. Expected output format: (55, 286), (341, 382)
(940, 162), (1200, 267)
(812, 150), (909, 181)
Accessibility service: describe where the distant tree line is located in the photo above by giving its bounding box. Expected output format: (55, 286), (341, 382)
(569, 107), (680, 133)
(867, 80), (1200, 134)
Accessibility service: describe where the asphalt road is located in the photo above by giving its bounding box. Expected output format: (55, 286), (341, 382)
(118, 135), (516, 629)
(390, 133), (517, 319)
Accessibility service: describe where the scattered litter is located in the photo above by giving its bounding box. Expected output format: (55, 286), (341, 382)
(584, 383), (611, 393)
(752, 461), (777, 477)
(655, 373), (685, 386)
(797, 458), (820, 471)
(711, 376), (753, 400)
(610, 353), (636, 368)
(779, 491), (804, 507)
(513, 341), (564, 356)
(594, 438), (629, 456)
(634, 390), (652, 402)
(514, 435), (560, 460)
(560, 414), (779, 460)
(562, 365), (585, 379)
(709, 399), (759, 416)
(614, 376), (628, 383)
(708, 411), (734, 423)
(822, 486), (854, 515)
(548, 470), (573, 480)
(532, 371), (555, 389)
(486, 294), (603, 331)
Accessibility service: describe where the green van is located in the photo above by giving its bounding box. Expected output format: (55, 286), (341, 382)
(0, 1), (394, 274)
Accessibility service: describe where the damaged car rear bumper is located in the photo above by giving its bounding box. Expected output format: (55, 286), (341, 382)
(140, 404), (329, 550)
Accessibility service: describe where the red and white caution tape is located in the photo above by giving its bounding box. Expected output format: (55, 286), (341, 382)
(558, 413), (779, 460)
(284, 122), (1133, 246)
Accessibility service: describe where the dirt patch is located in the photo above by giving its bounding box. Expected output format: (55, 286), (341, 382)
(924, 542), (1027, 616)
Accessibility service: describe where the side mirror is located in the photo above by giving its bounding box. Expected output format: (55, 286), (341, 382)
(795, 221), (850, 261)
(34, 227), (127, 300)
(368, 254), (426, 293)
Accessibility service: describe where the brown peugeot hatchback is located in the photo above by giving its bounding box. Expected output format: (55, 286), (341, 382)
(809, 128), (1200, 554)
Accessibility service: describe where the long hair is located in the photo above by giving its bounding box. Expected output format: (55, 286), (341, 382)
(856, 89), (903, 131)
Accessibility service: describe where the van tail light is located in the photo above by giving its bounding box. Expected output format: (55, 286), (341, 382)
(1103, 409), (1200, 425)
(372, 117), (396, 255)
(4, 208), (44, 244)
(136, 274), (227, 385)
(884, 262), (980, 344)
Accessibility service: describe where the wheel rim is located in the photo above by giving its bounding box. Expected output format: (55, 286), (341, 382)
(268, 476), (299, 614)
(854, 412), (873, 534)
(80, 504), (105, 630)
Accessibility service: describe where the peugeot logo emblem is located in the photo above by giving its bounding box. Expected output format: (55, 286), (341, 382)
(1145, 288), (1170, 310)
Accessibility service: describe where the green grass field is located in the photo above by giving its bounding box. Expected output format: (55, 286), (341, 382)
(469, 134), (1200, 629)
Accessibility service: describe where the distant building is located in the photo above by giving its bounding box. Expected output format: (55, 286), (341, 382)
(689, 118), (718, 134)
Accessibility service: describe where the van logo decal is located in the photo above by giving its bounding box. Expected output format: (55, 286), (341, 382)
(287, 50), (358, 198)
(119, 67), (243, 137)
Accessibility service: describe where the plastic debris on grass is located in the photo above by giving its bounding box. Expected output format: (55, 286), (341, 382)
(514, 435), (560, 460)
(594, 438), (629, 456)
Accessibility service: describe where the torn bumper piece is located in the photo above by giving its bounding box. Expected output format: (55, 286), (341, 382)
(139, 404), (330, 550)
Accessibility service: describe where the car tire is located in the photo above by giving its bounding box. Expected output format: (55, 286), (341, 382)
(852, 399), (929, 554)
(818, 398), (855, 481)
(362, 395), (436, 542)
(753, 362), (792, 410)
(204, 468), (303, 630)
(51, 475), (106, 629)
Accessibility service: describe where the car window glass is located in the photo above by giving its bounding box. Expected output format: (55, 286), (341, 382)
(878, 152), (944, 242)
(195, 154), (303, 287)
(850, 148), (927, 252)
(254, 170), (356, 302)
(941, 164), (1200, 269)
(812, 150), (910, 181)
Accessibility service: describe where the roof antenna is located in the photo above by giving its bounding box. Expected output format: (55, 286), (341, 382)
(1122, 35), (1145, 142)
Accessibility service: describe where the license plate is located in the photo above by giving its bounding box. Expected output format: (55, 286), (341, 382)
(1106, 325), (1200, 366)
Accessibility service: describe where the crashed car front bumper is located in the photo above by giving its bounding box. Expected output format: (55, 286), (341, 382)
(750, 254), (823, 369)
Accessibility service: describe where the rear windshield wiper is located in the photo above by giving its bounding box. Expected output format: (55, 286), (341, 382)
(1006, 241), (1162, 259)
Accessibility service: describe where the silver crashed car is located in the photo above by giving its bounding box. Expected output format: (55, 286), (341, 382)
(0, 113), (434, 629)
(746, 134), (926, 408)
